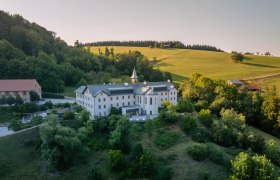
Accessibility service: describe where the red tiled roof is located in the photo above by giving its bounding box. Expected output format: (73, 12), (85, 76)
(0, 79), (40, 92)
(244, 83), (261, 90)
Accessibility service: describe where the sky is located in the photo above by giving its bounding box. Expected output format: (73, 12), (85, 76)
(0, 0), (280, 55)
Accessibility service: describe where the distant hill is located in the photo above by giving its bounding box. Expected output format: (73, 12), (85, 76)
(89, 46), (280, 87)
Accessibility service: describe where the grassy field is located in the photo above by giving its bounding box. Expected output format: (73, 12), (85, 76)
(90, 46), (280, 85)
(261, 76), (280, 91)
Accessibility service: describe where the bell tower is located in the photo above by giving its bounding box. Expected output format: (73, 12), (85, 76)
(130, 67), (138, 84)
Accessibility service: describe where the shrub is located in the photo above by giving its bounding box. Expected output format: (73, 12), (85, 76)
(207, 144), (224, 164)
(156, 166), (174, 180)
(198, 170), (212, 180)
(176, 99), (194, 113)
(190, 128), (211, 143)
(242, 131), (265, 153)
(144, 119), (154, 137)
(211, 120), (235, 147)
(187, 143), (208, 161)
(180, 115), (197, 134)
(108, 150), (125, 170)
(230, 152), (277, 180)
(140, 150), (157, 178)
(131, 143), (144, 162)
(157, 111), (178, 125)
(231, 52), (244, 63)
(195, 100), (209, 112)
(30, 91), (40, 101)
(6, 96), (15, 105)
(8, 119), (21, 131)
(24, 102), (39, 113)
(161, 100), (175, 110)
(265, 139), (280, 166)
(198, 109), (213, 128)
(110, 107), (120, 115)
(63, 110), (75, 120)
(42, 92), (64, 99)
(31, 115), (44, 125)
(40, 115), (90, 170)
(15, 95), (23, 105)
(88, 163), (102, 180)
(108, 117), (130, 153)
(41, 101), (53, 110)
(155, 130), (179, 149)
(0, 96), (7, 105)
(130, 123), (144, 141)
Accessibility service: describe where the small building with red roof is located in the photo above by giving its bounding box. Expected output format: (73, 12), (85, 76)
(0, 79), (41, 102)
(243, 83), (261, 92)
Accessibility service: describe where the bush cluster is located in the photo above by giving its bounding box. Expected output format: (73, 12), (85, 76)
(155, 130), (179, 149)
(180, 115), (197, 134)
(157, 111), (178, 125)
(42, 92), (64, 99)
(207, 144), (224, 165)
(187, 143), (208, 161)
(176, 100), (194, 113)
(190, 128), (211, 143)
(198, 109), (213, 128)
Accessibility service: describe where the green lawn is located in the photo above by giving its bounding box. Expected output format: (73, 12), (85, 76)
(90, 46), (280, 85)
(58, 86), (77, 98)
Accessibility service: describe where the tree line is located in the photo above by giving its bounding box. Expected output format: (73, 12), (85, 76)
(83, 40), (224, 52)
(0, 11), (170, 93)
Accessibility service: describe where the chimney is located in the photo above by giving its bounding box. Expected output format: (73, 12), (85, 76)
(167, 79), (170, 82)
(124, 83), (128, 86)
(144, 81), (147, 85)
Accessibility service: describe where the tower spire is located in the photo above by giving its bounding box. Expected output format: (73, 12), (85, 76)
(130, 67), (138, 84)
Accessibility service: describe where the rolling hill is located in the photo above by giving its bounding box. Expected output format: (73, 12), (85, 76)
(89, 46), (280, 89)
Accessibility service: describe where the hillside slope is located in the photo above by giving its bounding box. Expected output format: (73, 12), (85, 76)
(90, 46), (280, 84)
(1, 121), (279, 179)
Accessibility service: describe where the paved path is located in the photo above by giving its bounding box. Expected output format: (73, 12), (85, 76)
(0, 124), (43, 138)
(37, 98), (75, 105)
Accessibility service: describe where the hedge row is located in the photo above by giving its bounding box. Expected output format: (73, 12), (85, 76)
(42, 92), (64, 99)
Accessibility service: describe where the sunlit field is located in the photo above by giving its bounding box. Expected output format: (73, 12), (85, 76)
(90, 46), (280, 85)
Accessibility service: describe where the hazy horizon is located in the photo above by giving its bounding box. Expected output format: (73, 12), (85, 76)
(1, 0), (279, 55)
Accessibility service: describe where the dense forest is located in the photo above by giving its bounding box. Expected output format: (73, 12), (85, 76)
(0, 11), (170, 92)
(83, 40), (224, 52)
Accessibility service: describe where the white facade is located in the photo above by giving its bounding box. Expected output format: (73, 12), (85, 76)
(75, 70), (177, 120)
(76, 83), (177, 119)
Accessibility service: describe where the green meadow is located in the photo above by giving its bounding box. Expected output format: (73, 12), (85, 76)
(90, 46), (280, 88)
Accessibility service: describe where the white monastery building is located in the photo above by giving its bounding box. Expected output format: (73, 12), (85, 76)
(75, 68), (177, 120)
